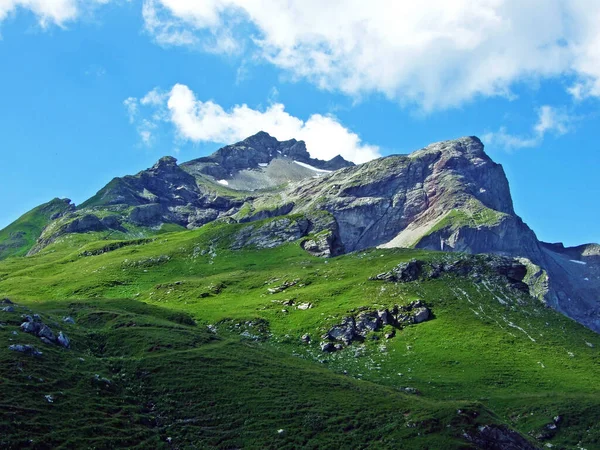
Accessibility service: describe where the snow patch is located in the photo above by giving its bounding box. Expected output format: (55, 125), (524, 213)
(570, 259), (587, 265)
(258, 163), (268, 167)
(293, 160), (332, 173)
(217, 179), (229, 186)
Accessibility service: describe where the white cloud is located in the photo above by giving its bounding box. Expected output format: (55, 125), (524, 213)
(483, 106), (574, 150)
(123, 97), (138, 123)
(127, 83), (380, 163)
(142, 0), (600, 109)
(0, 0), (109, 28)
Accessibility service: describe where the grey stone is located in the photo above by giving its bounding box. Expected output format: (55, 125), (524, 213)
(412, 308), (431, 324)
(57, 332), (70, 348)
(20, 321), (41, 334)
(38, 325), (56, 342)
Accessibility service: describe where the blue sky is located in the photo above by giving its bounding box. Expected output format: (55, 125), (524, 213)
(0, 0), (598, 246)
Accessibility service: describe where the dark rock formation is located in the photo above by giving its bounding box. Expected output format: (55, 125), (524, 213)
(322, 301), (433, 350)
(465, 424), (539, 450)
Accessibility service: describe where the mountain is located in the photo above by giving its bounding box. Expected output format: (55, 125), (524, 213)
(1, 133), (598, 333)
(1, 133), (600, 448)
(181, 131), (354, 190)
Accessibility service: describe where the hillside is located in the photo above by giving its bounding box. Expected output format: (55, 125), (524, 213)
(1, 217), (599, 449)
(0, 198), (74, 260)
(1, 133), (600, 448)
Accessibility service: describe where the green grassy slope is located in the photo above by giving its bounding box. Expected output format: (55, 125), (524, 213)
(0, 198), (73, 260)
(1, 219), (599, 448)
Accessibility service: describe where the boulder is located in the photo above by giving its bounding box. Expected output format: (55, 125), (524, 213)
(57, 332), (70, 348)
(38, 325), (56, 342)
(20, 321), (41, 334)
(63, 316), (75, 324)
(412, 308), (431, 324)
(320, 342), (336, 352)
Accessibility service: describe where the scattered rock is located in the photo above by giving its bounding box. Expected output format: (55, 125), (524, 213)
(297, 302), (312, 310)
(1, 306), (15, 312)
(1, 298), (14, 304)
(62, 316), (75, 324)
(40, 337), (54, 345)
(9, 344), (42, 357)
(44, 394), (54, 403)
(301, 334), (311, 343)
(267, 279), (299, 294)
(57, 332), (70, 349)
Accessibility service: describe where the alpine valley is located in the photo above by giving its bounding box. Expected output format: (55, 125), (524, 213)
(1, 132), (599, 449)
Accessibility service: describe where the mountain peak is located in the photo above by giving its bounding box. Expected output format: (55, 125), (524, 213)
(181, 132), (354, 189)
(152, 156), (178, 170)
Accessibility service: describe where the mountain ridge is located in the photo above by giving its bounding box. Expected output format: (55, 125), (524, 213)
(1, 132), (598, 333)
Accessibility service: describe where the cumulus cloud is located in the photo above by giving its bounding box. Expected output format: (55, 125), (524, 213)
(126, 84), (380, 163)
(483, 106), (574, 151)
(141, 0), (600, 110)
(0, 0), (109, 28)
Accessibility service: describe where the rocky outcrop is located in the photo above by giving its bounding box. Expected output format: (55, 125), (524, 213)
(20, 314), (70, 348)
(321, 301), (433, 350)
(465, 425), (539, 450)
(370, 256), (530, 293)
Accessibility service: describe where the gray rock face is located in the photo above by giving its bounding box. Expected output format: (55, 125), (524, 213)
(182, 131), (353, 181)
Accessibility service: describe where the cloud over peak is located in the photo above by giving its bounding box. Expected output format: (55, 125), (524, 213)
(126, 84), (380, 164)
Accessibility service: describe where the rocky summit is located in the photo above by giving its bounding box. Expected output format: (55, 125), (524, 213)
(1, 132), (600, 449)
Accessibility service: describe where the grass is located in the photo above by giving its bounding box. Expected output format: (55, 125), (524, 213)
(0, 198), (73, 260)
(1, 218), (599, 448)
